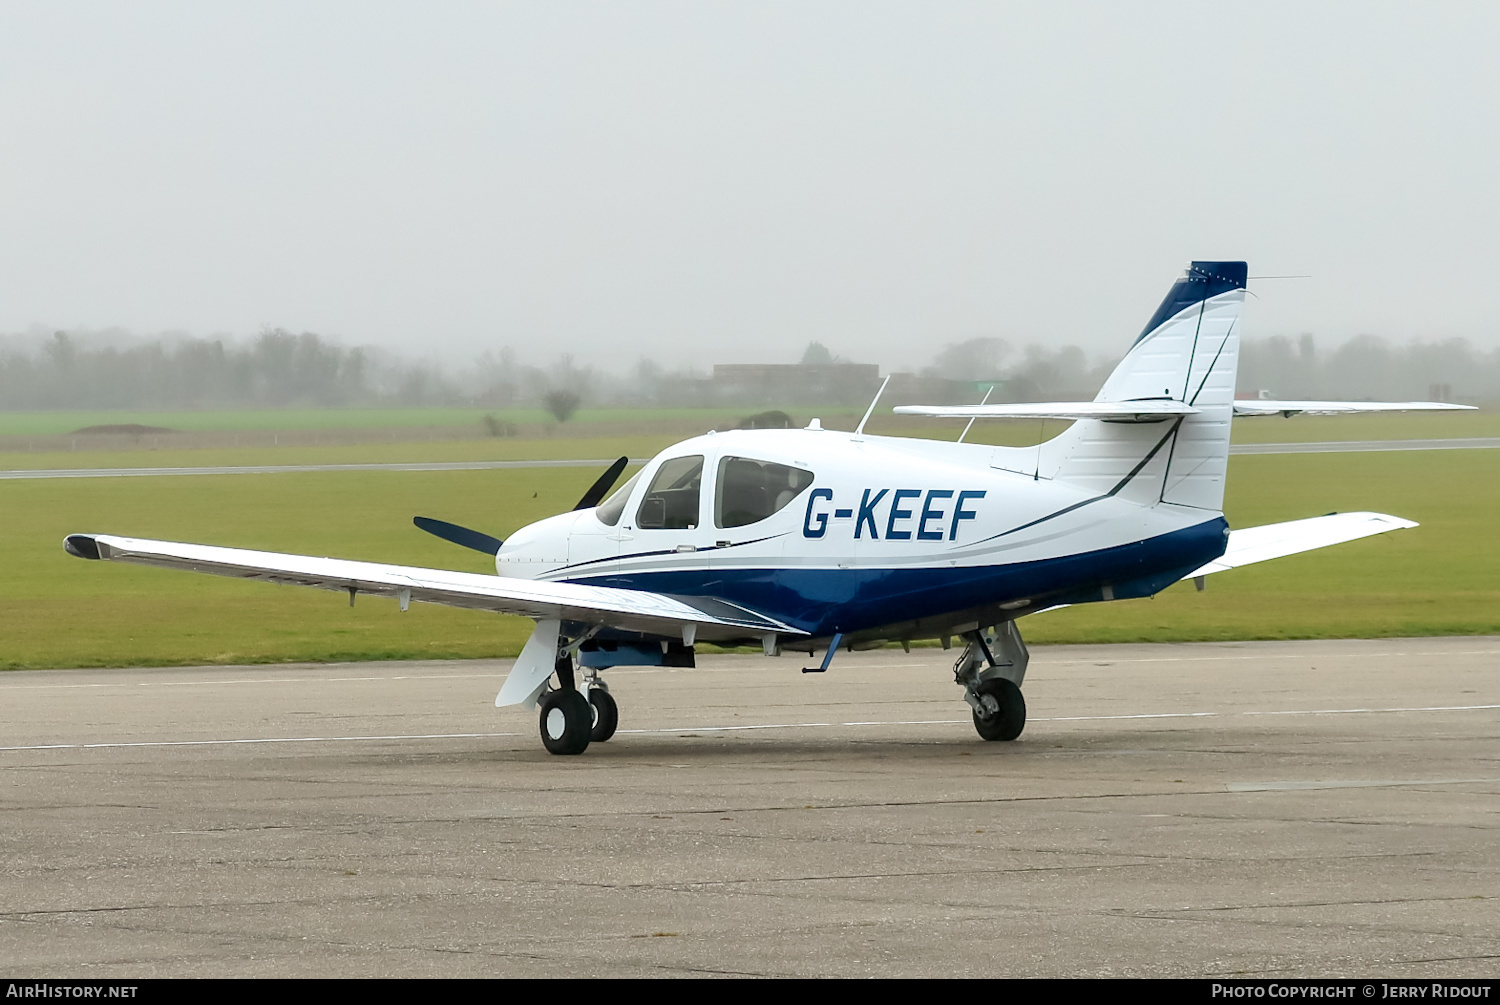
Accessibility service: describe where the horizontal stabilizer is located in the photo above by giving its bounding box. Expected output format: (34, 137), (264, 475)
(1233, 400), (1475, 417)
(894, 401), (1198, 422)
(1185, 511), (1418, 579)
(62, 534), (803, 641)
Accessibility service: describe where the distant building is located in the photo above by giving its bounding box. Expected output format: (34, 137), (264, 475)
(884, 372), (1001, 407)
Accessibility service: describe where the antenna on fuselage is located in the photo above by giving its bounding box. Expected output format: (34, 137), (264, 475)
(955, 384), (996, 443)
(854, 375), (891, 436)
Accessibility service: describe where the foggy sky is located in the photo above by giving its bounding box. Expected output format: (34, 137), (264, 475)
(3, 2), (1497, 373)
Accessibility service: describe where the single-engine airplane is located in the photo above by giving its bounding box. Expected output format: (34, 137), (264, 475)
(64, 261), (1473, 754)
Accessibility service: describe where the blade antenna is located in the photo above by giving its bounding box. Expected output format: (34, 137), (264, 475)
(1034, 418), (1047, 481)
(854, 375), (891, 435)
(956, 385), (995, 443)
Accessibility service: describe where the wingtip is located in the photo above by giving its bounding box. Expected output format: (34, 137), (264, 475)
(64, 534), (102, 560)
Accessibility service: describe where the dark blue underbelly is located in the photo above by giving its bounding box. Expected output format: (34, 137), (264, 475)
(567, 517), (1228, 637)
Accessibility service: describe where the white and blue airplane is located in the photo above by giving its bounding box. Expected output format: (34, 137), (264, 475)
(64, 261), (1472, 754)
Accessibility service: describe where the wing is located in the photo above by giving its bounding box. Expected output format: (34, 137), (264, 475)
(62, 533), (803, 641)
(1185, 512), (1418, 579)
(1232, 400), (1474, 417)
(894, 401), (1198, 422)
(1022, 511), (1420, 618)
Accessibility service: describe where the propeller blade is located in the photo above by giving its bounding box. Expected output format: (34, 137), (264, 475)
(573, 456), (630, 511)
(413, 517), (503, 555)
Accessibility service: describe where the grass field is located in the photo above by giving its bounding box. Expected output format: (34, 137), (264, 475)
(0, 405), (867, 438)
(0, 436), (681, 471)
(3, 409), (1496, 473)
(2, 446), (1496, 670)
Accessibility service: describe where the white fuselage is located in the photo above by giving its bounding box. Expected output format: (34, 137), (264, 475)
(495, 427), (1227, 642)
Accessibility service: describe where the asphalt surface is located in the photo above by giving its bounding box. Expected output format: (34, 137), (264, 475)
(4, 438), (1499, 478)
(2, 638), (1497, 978)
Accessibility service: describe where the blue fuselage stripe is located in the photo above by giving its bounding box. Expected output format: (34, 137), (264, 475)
(564, 517), (1228, 638)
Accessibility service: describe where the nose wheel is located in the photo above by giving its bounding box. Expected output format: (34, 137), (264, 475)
(588, 687), (619, 742)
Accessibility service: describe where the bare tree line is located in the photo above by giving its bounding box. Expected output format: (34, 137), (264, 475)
(0, 329), (455, 410)
(1, 328), (1496, 412)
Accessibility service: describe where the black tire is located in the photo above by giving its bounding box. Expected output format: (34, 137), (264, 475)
(538, 689), (592, 755)
(588, 688), (619, 743)
(971, 677), (1026, 741)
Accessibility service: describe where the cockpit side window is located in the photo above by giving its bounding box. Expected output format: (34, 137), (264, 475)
(715, 456), (815, 529)
(635, 455), (703, 530)
(594, 470), (641, 527)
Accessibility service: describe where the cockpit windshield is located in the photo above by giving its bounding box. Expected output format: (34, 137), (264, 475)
(594, 471), (641, 527)
(715, 456), (815, 529)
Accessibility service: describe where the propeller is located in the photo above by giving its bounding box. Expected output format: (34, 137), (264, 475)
(413, 456), (629, 555)
(572, 455), (629, 510)
(412, 517), (503, 556)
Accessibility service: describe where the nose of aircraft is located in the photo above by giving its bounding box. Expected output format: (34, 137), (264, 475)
(495, 511), (578, 578)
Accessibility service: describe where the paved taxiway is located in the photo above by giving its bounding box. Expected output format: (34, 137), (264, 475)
(4, 437), (1499, 479)
(2, 638), (1496, 978)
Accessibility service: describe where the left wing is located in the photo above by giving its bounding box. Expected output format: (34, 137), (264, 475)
(1185, 511), (1418, 579)
(1233, 400), (1474, 417)
(62, 533), (803, 641)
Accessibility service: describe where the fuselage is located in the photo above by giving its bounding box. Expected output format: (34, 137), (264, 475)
(495, 427), (1228, 643)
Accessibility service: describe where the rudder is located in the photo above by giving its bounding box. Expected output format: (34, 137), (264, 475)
(1042, 261), (1245, 512)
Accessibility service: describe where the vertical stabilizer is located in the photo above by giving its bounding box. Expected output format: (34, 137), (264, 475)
(1042, 261), (1245, 512)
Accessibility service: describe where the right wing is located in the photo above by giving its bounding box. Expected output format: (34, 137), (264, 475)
(1185, 511), (1418, 578)
(1025, 511), (1420, 619)
(63, 533), (803, 642)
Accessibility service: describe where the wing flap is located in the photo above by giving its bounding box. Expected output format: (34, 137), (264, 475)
(1186, 512), (1418, 578)
(65, 534), (803, 639)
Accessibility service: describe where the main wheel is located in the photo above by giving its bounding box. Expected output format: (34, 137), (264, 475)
(539, 689), (592, 755)
(588, 688), (619, 742)
(971, 677), (1026, 741)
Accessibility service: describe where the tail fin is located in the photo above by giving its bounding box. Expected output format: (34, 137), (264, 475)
(1041, 261), (1246, 512)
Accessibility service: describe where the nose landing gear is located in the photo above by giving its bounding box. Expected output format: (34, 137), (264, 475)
(537, 652), (621, 754)
(585, 670), (618, 743)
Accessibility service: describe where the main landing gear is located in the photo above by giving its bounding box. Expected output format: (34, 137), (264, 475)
(538, 652), (618, 755)
(955, 622), (1030, 742)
